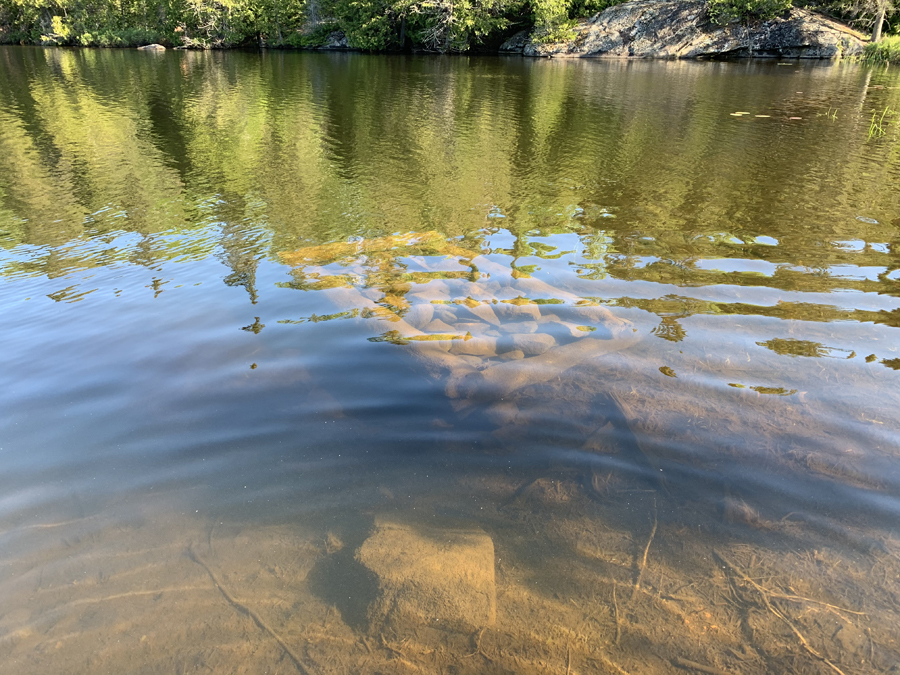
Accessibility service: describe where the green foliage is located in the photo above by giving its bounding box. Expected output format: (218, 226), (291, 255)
(531, 18), (575, 42)
(567, 0), (623, 16)
(863, 34), (900, 61)
(324, 0), (520, 51)
(282, 21), (337, 47)
(324, 0), (398, 49)
(0, 0), (184, 46)
(530, 0), (572, 41)
(0, 0), (788, 51)
(707, 0), (792, 23)
(0, 0), (312, 47)
(529, 0), (629, 44)
(0, 0), (524, 50)
(805, 0), (897, 39)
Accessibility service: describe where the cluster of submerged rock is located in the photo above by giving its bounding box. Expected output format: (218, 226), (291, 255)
(279, 231), (640, 412)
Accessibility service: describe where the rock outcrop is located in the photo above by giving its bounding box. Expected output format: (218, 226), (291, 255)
(500, 0), (867, 58)
(317, 30), (351, 50)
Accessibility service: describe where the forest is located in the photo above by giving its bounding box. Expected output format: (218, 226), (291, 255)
(0, 0), (896, 53)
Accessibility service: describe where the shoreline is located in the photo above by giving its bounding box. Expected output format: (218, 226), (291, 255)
(0, 42), (874, 61)
(1, 0), (871, 60)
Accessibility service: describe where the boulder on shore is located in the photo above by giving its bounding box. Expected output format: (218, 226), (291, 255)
(316, 30), (351, 50)
(500, 0), (867, 58)
(355, 516), (496, 633)
(137, 44), (166, 51)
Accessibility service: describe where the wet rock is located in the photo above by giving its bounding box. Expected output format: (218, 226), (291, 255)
(435, 308), (457, 324)
(458, 331), (640, 400)
(498, 349), (525, 361)
(425, 318), (457, 333)
(450, 336), (498, 357)
(510, 333), (556, 356)
(499, 321), (539, 334)
(455, 354), (484, 368)
(494, 302), (541, 322)
(403, 303), (434, 330)
(405, 303), (434, 330)
(461, 302), (501, 326)
(137, 44), (166, 51)
(407, 284), (450, 303)
(356, 517), (496, 633)
(501, 0), (866, 59)
(455, 321), (492, 336)
(499, 30), (530, 53)
(571, 305), (616, 323)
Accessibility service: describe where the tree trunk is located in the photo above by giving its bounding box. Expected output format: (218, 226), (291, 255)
(872, 0), (887, 42)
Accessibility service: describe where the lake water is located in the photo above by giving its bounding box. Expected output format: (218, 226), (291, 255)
(1, 45), (900, 674)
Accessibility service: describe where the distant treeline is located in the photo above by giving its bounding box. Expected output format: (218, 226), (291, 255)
(0, 0), (895, 52)
(0, 0), (611, 49)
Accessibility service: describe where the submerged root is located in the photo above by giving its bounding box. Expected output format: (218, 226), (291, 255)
(187, 546), (313, 675)
(714, 550), (849, 675)
(632, 496), (658, 601)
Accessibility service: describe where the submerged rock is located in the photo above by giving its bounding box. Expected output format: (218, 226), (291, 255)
(404, 303), (435, 330)
(509, 332), (556, 356)
(499, 0), (866, 59)
(494, 302), (541, 322)
(356, 516), (496, 633)
(450, 336), (498, 357)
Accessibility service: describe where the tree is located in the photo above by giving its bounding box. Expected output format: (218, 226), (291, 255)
(871, 0), (887, 40)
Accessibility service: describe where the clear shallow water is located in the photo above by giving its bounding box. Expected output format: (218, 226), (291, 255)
(1, 46), (900, 674)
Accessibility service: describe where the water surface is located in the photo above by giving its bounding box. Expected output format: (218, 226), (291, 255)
(1, 46), (900, 674)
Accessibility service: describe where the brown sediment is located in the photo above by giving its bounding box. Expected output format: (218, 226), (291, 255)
(672, 656), (732, 675)
(187, 546), (313, 675)
(713, 550), (849, 675)
(2, 478), (899, 675)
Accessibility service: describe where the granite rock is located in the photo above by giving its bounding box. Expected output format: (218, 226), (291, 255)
(499, 0), (866, 59)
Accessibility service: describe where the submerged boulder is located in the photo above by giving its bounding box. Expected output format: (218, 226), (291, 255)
(356, 516), (496, 633)
(500, 0), (867, 58)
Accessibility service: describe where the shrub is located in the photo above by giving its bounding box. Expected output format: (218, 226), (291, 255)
(568, 0), (625, 17)
(707, 0), (792, 24)
(863, 33), (900, 62)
